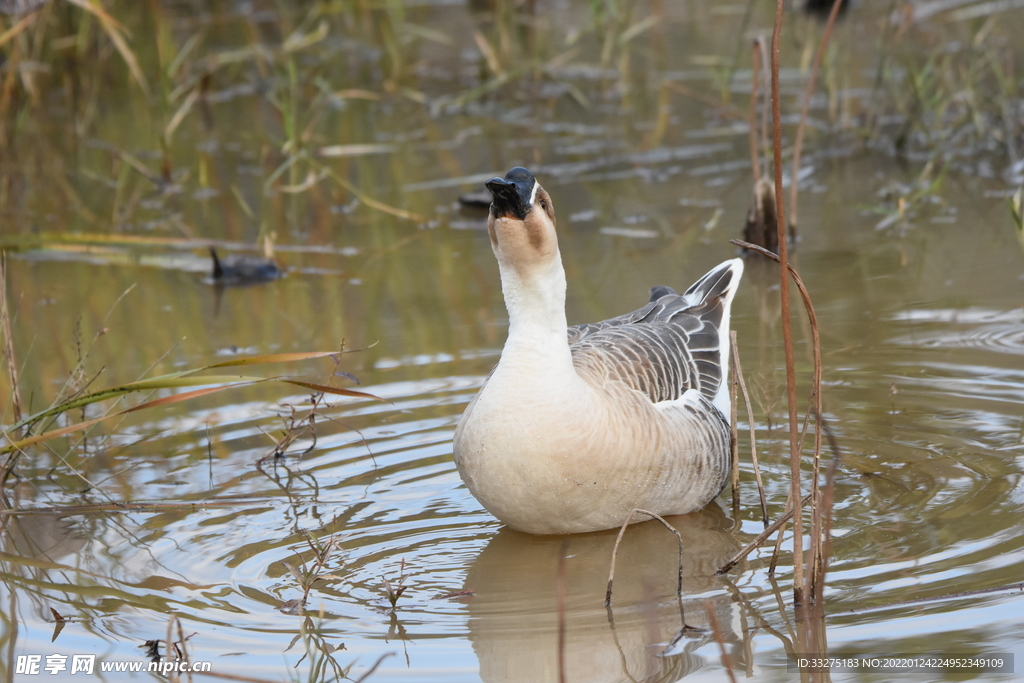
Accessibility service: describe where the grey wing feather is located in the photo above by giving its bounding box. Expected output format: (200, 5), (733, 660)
(567, 285), (678, 345)
(568, 261), (737, 405)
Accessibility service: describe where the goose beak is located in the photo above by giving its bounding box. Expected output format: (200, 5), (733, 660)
(486, 167), (537, 220)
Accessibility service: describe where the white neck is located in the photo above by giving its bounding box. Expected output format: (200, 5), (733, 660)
(497, 253), (572, 364)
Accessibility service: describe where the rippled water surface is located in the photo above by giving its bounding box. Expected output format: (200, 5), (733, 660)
(2, 1), (1024, 681)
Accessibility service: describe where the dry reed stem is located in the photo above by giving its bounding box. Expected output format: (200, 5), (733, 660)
(789, 0), (845, 232)
(733, 238), (825, 602)
(703, 600), (738, 683)
(0, 252), (22, 426)
(162, 615), (194, 683)
(807, 411), (826, 603)
(755, 37), (771, 173)
(800, 598), (830, 683)
(164, 617), (177, 683)
(730, 330), (769, 528)
(749, 39), (763, 187)
(770, 0), (805, 607)
(813, 457), (840, 604)
(717, 493), (811, 575)
(557, 539), (568, 683)
(605, 509), (684, 607)
(721, 577), (796, 657)
(764, 576), (799, 650)
(175, 616), (193, 683)
(768, 514), (787, 576)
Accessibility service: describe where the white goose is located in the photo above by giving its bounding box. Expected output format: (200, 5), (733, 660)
(453, 167), (744, 535)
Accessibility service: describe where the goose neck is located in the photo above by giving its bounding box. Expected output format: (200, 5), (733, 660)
(499, 256), (569, 353)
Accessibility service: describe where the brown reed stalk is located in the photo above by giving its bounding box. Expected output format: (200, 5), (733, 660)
(731, 330), (769, 528)
(748, 40), (763, 187)
(770, 0), (805, 607)
(812, 457), (839, 604)
(768, 513), (787, 575)
(704, 600), (738, 683)
(733, 239), (825, 603)
(0, 252), (22, 426)
(789, 0), (845, 232)
(806, 368), (825, 604)
(755, 37), (771, 173)
(717, 493), (811, 575)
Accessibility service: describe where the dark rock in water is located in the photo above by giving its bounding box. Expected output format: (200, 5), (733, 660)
(458, 189), (493, 210)
(209, 248), (282, 286)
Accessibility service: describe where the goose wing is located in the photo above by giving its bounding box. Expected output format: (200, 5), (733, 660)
(568, 260), (741, 406)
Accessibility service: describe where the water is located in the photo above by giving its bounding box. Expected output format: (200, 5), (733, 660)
(2, 1), (1023, 681)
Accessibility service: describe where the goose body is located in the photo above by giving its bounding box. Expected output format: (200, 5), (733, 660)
(453, 168), (743, 535)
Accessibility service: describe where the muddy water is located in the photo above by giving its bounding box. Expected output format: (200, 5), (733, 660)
(2, 1), (1023, 681)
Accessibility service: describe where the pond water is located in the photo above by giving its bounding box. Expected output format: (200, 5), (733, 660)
(2, 1), (1023, 681)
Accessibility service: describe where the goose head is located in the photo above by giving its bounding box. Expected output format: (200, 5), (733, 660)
(485, 167), (560, 277)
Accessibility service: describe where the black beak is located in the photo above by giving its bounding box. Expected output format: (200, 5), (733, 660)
(486, 167), (536, 220)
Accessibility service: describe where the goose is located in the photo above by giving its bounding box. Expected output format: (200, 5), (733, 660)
(453, 167), (744, 535)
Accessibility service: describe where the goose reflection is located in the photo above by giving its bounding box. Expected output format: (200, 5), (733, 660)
(461, 504), (744, 682)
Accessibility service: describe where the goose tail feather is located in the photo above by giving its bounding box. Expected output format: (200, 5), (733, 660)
(685, 258), (744, 419)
